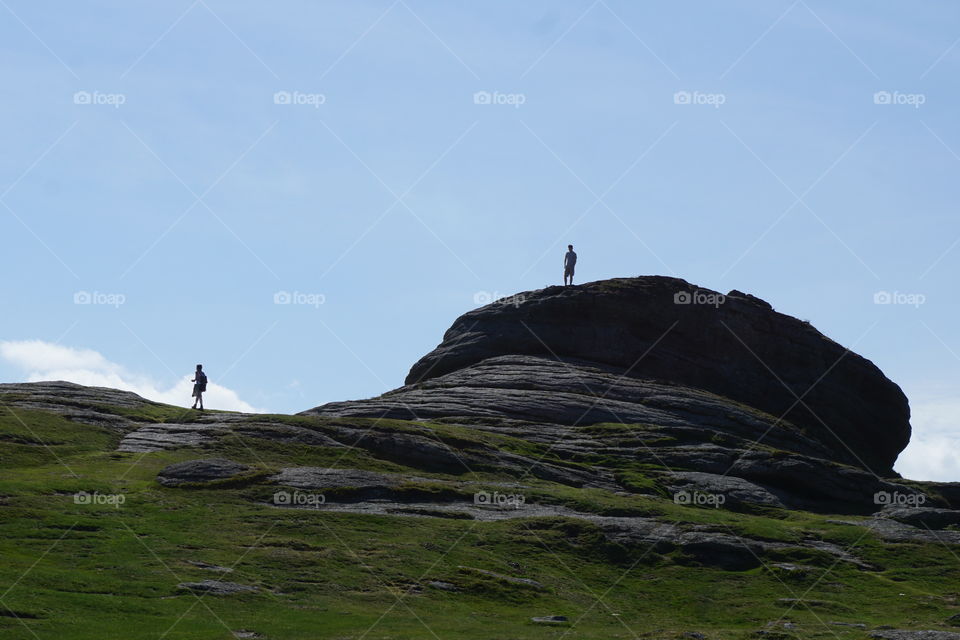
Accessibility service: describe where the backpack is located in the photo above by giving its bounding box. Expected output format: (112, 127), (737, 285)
(197, 372), (208, 392)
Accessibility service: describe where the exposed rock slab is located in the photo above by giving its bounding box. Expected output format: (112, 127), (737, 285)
(394, 277), (909, 474)
(119, 423), (229, 452)
(158, 459), (253, 487)
(664, 471), (785, 509)
(877, 506), (960, 529)
(831, 517), (960, 545)
(871, 632), (960, 640)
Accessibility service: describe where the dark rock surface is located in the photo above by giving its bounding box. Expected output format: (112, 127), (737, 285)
(120, 422), (229, 453)
(304, 277), (918, 512)
(270, 467), (406, 492)
(829, 516), (960, 545)
(392, 277), (909, 474)
(877, 506), (960, 530)
(158, 459), (253, 487)
(305, 354), (919, 513)
(531, 616), (568, 624)
(0, 380), (154, 410)
(0, 381), (152, 431)
(664, 471), (785, 509)
(870, 632), (960, 640)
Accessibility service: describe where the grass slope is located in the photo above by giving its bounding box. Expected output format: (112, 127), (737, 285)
(1, 400), (959, 639)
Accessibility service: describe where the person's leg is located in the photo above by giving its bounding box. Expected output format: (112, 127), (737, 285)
(198, 393), (203, 410)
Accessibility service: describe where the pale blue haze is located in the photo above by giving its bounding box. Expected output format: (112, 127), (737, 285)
(1, 1), (958, 478)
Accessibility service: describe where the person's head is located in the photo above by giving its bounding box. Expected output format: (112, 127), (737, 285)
(568, 244), (573, 251)
(196, 364), (203, 371)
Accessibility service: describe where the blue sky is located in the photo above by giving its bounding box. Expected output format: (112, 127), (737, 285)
(1, 1), (958, 479)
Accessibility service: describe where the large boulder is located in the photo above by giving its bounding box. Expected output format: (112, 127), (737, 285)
(397, 277), (909, 475)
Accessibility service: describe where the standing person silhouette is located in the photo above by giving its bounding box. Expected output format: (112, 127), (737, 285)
(191, 364), (207, 411)
(563, 244), (577, 286)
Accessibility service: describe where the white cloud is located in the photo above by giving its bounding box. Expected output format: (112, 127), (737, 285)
(894, 398), (960, 482)
(0, 340), (262, 413)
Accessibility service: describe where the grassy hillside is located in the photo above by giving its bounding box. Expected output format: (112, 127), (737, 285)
(1, 397), (959, 639)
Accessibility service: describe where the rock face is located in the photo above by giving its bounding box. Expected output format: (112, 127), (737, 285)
(306, 277), (911, 476)
(157, 459), (253, 487)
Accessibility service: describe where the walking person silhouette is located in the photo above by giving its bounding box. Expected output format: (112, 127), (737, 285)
(191, 364), (208, 411)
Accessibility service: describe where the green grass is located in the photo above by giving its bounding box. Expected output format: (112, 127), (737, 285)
(1, 403), (960, 639)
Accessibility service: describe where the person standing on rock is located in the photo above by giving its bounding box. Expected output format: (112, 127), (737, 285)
(563, 244), (577, 286)
(191, 364), (207, 411)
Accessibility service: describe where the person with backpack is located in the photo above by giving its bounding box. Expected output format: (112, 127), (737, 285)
(191, 364), (208, 410)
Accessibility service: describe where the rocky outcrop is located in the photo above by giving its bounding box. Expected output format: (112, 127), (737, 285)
(399, 277), (909, 474)
(158, 459), (253, 487)
(877, 506), (960, 529)
(0, 381), (154, 431)
(304, 277), (914, 511)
